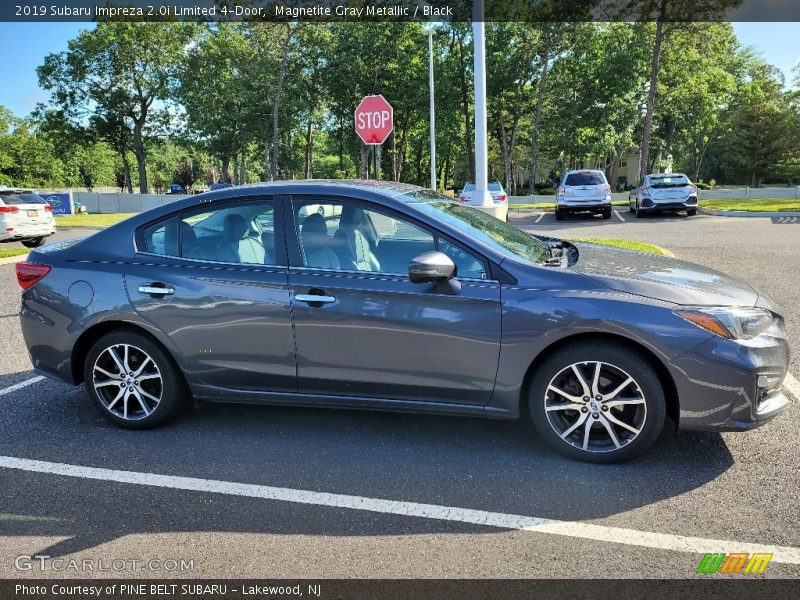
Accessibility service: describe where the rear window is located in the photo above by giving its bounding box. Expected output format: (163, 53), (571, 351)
(462, 183), (476, 192)
(0, 192), (47, 205)
(565, 172), (606, 186)
(649, 175), (690, 187)
(488, 182), (503, 191)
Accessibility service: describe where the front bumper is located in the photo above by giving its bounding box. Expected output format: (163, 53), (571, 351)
(668, 323), (791, 431)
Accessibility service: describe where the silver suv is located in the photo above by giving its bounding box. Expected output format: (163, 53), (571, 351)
(629, 173), (699, 217)
(556, 170), (612, 220)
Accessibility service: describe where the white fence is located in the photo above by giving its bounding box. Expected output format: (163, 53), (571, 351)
(73, 192), (191, 214)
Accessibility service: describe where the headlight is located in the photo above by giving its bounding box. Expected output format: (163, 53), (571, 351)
(674, 306), (774, 340)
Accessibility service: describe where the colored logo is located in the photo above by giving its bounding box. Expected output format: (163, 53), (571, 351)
(696, 552), (772, 574)
(45, 195), (62, 208)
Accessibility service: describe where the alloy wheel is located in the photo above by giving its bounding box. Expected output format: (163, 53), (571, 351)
(544, 361), (647, 453)
(92, 343), (163, 421)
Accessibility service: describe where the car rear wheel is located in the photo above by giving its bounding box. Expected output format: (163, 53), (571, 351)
(628, 200), (635, 213)
(687, 208), (697, 216)
(555, 209), (564, 221)
(528, 341), (666, 463)
(21, 237), (45, 248)
(84, 330), (186, 429)
(635, 201), (644, 218)
(602, 208), (612, 220)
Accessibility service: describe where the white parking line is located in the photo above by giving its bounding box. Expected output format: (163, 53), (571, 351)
(534, 212), (545, 223)
(0, 376), (44, 397)
(784, 373), (800, 404)
(614, 210), (626, 222)
(1, 455), (799, 564)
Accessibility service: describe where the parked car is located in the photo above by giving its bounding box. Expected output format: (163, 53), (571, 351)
(458, 181), (509, 221)
(17, 181), (789, 463)
(556, 170), (612, 220)
(209, 182), (233, 191)
(0, 187), (56, 248)
(629, 173), (699, 217)
(168, 184), (187, 195)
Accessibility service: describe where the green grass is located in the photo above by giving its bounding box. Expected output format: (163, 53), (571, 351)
(512, 200), (627, 209)
(699, 198), (800, 212)
(572, 238), (667, 255)
(0, 247), (30, 259)
(55, 213), (136, 227)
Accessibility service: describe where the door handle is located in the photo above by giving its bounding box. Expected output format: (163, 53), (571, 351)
(138, 284), (175, 296)
(296, 293), (336, 305)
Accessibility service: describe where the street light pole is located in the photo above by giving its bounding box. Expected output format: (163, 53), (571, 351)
(425, 28), (436, 191)
(472, 0), (493, 208)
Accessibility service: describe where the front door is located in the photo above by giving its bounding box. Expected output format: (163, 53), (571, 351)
(287, 196), (501, 406)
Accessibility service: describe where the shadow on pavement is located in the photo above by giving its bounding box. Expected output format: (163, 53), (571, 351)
(0, 369), (734, 557)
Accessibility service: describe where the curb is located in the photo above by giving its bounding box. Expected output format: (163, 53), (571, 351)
(0, 254), (29, 266)
(698, 207), (800, 218)
(649, 244), (675, 258)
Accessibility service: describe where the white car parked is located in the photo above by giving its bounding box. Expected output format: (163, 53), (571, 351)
(0, 188), (56, 248)
(555, 170), (612, 220)
(458, 181), (509, 221)
(628, 173), (699, 217)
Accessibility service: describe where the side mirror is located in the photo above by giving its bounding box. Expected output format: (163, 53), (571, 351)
(408, 251), (455, 284)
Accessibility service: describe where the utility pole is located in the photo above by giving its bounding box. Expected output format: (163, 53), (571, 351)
(425, 28), (437, 191)
(472, 0), (493, 209)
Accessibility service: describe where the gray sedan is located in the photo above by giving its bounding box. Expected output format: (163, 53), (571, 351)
(16, 181), (790, 463)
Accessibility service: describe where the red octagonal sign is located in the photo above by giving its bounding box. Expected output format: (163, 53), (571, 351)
(355, 95), (393, 145)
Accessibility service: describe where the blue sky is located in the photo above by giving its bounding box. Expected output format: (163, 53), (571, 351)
(0, 22), (797, 118)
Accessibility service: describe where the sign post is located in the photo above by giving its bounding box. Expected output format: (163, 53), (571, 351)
(355, 95), (393, 180)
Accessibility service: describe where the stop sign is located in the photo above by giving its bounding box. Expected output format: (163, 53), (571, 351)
(355, 95), (393, 145)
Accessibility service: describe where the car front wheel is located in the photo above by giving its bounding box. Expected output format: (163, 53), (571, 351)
(528, 341), (666, 463)
(84, 330), (186, 429)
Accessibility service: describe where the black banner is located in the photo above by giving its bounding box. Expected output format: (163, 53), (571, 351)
(3, 0), (800, 23)
(4, 579), (800, 600)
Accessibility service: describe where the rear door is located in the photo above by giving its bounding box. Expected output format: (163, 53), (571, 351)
(286, 195), (501, 406)
(125, 196), (297, 392)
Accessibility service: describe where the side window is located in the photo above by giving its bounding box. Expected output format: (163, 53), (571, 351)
(294, 199), (434, 274)
(437, 238), (488, 280)
(140, 200), (276, 265)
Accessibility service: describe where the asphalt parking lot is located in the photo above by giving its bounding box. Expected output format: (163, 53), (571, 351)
(1, 216), (799, 579)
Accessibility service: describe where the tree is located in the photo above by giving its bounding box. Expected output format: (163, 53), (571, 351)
(39, 22), (196, 193)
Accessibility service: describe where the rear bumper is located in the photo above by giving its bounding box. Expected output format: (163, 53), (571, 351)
(638, 197), (698, 212)
(0, 228), (55, 242)
(557, 201), (610, 212)
(669, 325), (791, 432)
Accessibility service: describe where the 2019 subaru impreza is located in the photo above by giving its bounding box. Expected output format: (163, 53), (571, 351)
(17, 181), (790, 462)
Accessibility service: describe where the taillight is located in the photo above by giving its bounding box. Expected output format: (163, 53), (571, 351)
(604, 185), (611, 194)
(641, 186), (650, 196)
(557, 187), (565, 196)
(495, 193), (507, 203)
(458, 195), (468, 203)
(690, 185), (698, 194)
(0, 206), (20, 213)
(16, 263), (51, 290)
(44, 204), (53, 212)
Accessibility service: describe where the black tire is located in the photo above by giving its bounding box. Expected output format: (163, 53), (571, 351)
(628, 200), (635, 213)
(83, 330), (187, 429)
(635, 202), (644, 218)
(22, 237), (45, 248)
(602, 208), (612, 220)
(528, 341), (666, 463)
(555, 209), (564, 221)
(687, 208), (697, 216)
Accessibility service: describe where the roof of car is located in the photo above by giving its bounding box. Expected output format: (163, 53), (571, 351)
(647, 173), (688, 178)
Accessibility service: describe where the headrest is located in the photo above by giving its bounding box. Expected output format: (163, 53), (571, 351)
(180, 221), (196, 251)
(223, 213), (248, 241)
(302, 213), (327, 238)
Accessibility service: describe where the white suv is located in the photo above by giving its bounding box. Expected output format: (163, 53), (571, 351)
(555, 170), (612, 220)
(0, 188), (56, 248)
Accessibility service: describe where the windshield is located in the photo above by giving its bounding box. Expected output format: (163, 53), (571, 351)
(565, 172), (606, 186)
(648, 174), (690, 188)
(0, 191), (47, 205)
(406, 192), (549, 265)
